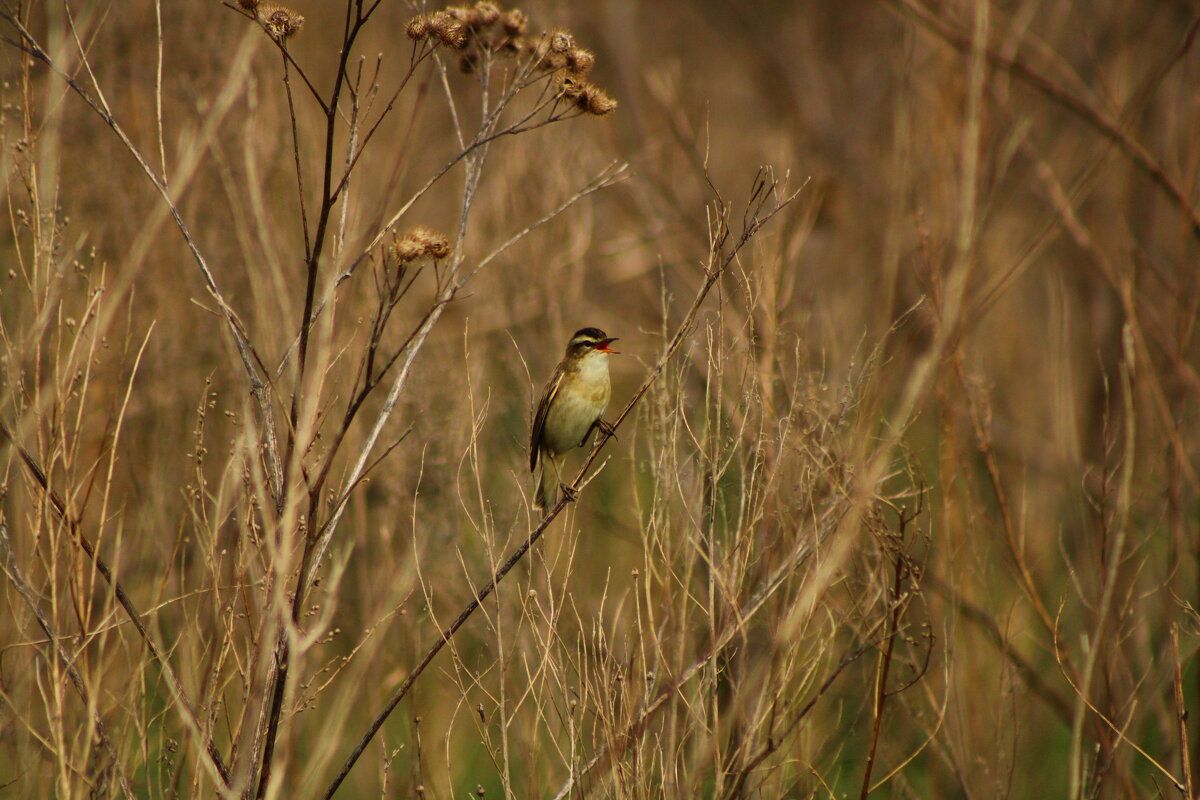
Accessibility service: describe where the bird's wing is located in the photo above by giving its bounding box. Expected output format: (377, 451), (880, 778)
(530, 364), (564, 472)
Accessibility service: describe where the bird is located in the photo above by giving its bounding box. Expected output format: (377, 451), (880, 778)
(530, 327), (618, 510)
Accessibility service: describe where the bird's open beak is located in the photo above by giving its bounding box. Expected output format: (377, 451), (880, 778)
(596, 337), (619, 354)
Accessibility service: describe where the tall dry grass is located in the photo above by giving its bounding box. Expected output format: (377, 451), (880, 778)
(0, 1), (1198, 798)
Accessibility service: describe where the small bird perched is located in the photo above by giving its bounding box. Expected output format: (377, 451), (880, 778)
(530, 327), (618, 510)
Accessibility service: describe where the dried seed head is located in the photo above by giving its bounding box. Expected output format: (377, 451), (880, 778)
(533, 37), (569, 71)
(560, 76), (617, 116)
(538, 49), (567, 71)
(405, 13), (435, 41)
(388, 237), (424, 266)
(565, 48), (594, 76)
(501, 9), (528, 36)
(548, 31), (574, 53)
(390, 226), (452, 265)
(581, 88), (617, 115)
(256, 3), (305, 42)
(429, 11), (469, 49)
(423, 233), (452, 260)
(474, 2), (501, 26)
(237, 0), (259, 10)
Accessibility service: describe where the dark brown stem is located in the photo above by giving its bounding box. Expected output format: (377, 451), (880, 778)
(858, 553), (905, 800)
(1171, 624), (1195, 799)
(258, 7), (376, 794)
(282, 49), (311, 259)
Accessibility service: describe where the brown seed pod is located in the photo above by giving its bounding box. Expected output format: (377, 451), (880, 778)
(564, 48), (594, 77)
(473, 2), (501, 26)
(548, 31), (574, 53)
(501, 9), (528, 36)
(429, 11), (469, 49)
(405, 13), (435, 41)
(256, 3), (305, 42)
(559, 76), (617, 116)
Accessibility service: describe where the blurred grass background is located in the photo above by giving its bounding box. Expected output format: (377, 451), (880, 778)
(1, 0), (1198, 797)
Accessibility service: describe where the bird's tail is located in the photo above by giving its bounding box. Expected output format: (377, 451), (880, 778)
(534, 450), (560, 510)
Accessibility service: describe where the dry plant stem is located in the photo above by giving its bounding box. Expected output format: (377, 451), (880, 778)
(321, 170), (802, 798)
(1069, 327), (1137, 800)
(1051, 616), (1186, 792)
(859, 549), (907, 800)
(262, 17), (535, 790)
(256, 6), (390, 793)
(1170, 624), (1196, 798)
(321, 488), (580, 800)
(0, 524), (136, 800)
(0, 423), (233, 789)
(1027, 147), (1200, 492)
(282, 51), (311, 258)
(886, 0), (1200, 239)
(955, 358), (1062, 640)
(289, 1), (380, 427)
(0, 14), (286, 509)
(153, 0), (165, 181)
(225, 1), (328, 111)
(275, 82), (576, 378)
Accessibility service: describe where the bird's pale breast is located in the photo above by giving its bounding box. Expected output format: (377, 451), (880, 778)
(541, 358), (611, 454)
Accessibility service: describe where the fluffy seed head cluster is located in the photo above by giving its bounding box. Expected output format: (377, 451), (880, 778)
(564, 48), (594, 76)
(255, 2), (305, 42)
(405, 10), (469, 50)
(407, 2), (525, 53)
(525, 29), (617, 115)
(406, 3), (616, 115)
(388, 226), (451, 267)
(535, 33), (600, 80)
(549, 31), (573, 53)
(558, 75), (618, 116)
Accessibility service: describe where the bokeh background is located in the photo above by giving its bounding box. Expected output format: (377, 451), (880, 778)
(1, 1), (1198, 797)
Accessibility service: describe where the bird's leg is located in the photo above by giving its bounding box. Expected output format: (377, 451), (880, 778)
(582, 418), (617, 447)
(549, 455), (578, 505)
